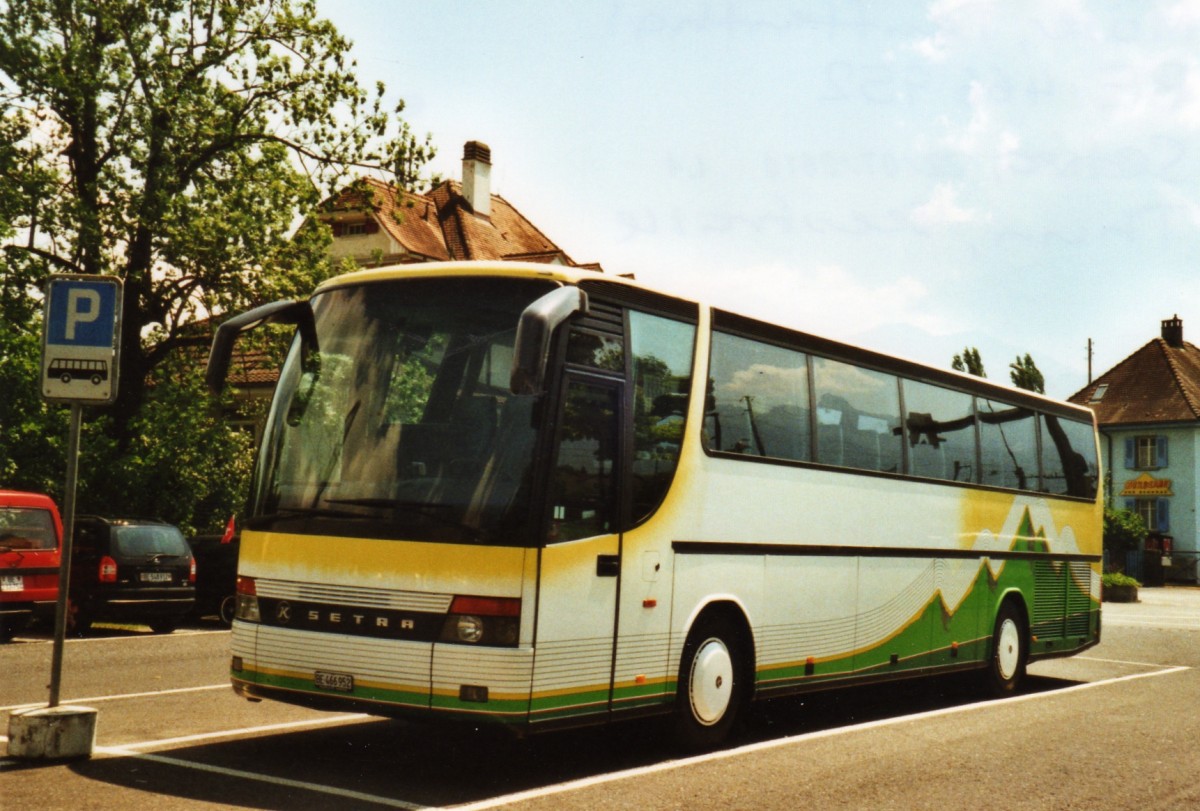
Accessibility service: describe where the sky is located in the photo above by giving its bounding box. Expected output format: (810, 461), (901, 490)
(315, 0), (1200, 399)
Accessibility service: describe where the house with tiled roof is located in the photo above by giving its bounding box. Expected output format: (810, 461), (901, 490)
(1069, 316), (1200, 581)
(322, 141), (601, 270)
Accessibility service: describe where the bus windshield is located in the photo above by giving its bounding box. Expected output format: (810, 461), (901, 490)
(250, 276), (557, 545)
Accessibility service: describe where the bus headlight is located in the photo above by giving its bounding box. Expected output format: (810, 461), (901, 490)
(439, 595), (520, 647)
(235, 575), (261, 622)
(454, 615), (485, 643)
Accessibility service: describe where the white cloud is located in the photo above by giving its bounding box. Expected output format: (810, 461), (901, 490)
(1165, 0), (1200, 26)
(914, 31), (948, 62)
(1161, 184), (1200, 228)
(699, 262), (958, 343)
(1106, 53), (1200, 133)
(911, 183), (980, 227)
(939, 81), (1021, 169)
(927, 0), (1088, 34)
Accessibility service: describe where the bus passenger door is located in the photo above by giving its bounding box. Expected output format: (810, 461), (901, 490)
(532, 375), (622, 727)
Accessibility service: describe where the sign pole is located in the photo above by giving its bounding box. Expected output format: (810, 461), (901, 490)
(48, 402), (83, 708)
(8, 275), (119, 759)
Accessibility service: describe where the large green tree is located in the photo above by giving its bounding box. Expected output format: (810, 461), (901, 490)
(0, 0), (432, 527)
(1009, 353), (1045, 394)
(951, 346), (986, 378)
(951, 347), (1046, 395)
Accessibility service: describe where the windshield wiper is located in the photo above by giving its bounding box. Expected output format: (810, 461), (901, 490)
(324, 498), (489, 542)
(245, 506), (379, 528)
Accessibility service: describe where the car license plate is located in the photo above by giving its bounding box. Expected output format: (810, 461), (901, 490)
(1, 575), (23, 592)
(314, 671), (354, 692)
(140, 571), (173, 583)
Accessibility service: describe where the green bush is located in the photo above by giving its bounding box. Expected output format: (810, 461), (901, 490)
(1103, 507), (1146, 557)
(1102, 571), (1141, 588)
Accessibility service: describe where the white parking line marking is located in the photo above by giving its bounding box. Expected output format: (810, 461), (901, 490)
(5, 666), (1189, 807)
(446, 665), (1192, 811)
(11, 628), (227, 645)
(111, 713), (370, 751)
(1075, 655), (1180, 668)
(1, 683), (231, 713)
(95, 746), (423, 810)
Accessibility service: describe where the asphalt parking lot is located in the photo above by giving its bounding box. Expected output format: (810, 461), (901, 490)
(3, 587), (1199, 810)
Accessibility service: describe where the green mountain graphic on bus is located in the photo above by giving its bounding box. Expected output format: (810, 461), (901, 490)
(46, 358), (109, 385)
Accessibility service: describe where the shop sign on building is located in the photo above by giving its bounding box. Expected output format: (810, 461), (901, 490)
(1120, 472), (1174, 497)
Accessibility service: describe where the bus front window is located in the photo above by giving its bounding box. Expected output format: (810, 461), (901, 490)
(251, 277), (557, 545)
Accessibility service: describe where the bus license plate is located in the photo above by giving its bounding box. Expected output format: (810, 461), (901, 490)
(140, 572), (173, 583)
(1, 575), (22, 592)
(315, 671), (354, 692)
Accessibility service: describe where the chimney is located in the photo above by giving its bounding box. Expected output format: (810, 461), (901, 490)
(1162, 315), (1184, 348)
(461, 140), (492, 218)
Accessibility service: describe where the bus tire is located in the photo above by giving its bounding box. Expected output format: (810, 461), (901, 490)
(985, 600), (1027, 696)
(673, 614), (747, 751)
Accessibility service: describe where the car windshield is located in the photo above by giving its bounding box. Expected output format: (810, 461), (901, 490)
(113, 525), (189, 557)
(0, 508), (57, 551)
(250, 276), (557, 545)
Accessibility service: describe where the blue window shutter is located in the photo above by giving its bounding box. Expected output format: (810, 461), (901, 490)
(1156, 436), (1168, 468)
(1157, 498), (1171, 532)
(1123, 498), (1136, 512)
(1124, 438), (1135, 469)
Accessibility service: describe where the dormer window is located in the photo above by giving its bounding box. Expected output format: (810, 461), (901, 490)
(1088, 383), (1108, 403)
(330, 220), (379, 237)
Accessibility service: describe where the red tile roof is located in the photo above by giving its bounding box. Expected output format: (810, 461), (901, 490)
(1069, 337), (1200, 426)
(325, 177), (596, 268)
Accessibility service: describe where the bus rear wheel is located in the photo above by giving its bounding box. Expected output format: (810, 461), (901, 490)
(985, 600), (1027, 696)
(673, 614), (746, 751)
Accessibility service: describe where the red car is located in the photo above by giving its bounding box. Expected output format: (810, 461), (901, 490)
(0, 490), (63, 642)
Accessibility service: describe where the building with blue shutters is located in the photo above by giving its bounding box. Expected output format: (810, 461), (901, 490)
(1071, 316), (1200, 582)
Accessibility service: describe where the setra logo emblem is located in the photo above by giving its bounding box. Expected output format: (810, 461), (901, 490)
(276, 601), (292, 624)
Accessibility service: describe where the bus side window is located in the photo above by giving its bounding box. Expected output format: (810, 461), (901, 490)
(706, 331), (809, 462)
(902, 380), (977, 483)
(547, 380), (620, 543)
(979, 400), (1038, 491)
(629, 311), (695, 525)
(1041, 415), (1098, 498)
(813, 357), (901, 473)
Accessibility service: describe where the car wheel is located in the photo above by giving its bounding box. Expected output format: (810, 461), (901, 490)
(218, 594), (236, 627)
(149, 621), (178, 634)
(68, 599), (92, 637)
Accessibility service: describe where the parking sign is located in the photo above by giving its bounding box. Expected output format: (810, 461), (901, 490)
(41, 275), (123, 404)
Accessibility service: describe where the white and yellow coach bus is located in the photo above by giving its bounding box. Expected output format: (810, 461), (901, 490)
(207, 261), (1101, 748)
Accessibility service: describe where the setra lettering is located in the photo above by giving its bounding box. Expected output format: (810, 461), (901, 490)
(297, 608), (416, 631)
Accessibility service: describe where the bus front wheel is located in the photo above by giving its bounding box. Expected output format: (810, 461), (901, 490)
(673, 614), (746, 751)
(985, 600), (1027, 696)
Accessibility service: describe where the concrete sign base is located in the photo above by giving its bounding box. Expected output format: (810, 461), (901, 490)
(7, 705), (98, 760)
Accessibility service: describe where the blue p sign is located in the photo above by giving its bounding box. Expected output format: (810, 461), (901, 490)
(42, 275), (123, 404)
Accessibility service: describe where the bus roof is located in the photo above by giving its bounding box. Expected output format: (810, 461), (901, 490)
(313, 260), (1095, 423)
(315, 260), (663, 298)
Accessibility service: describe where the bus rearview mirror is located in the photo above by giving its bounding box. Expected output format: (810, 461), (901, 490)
(206, 299), (318, 395)
(510, 286), (589, 395)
